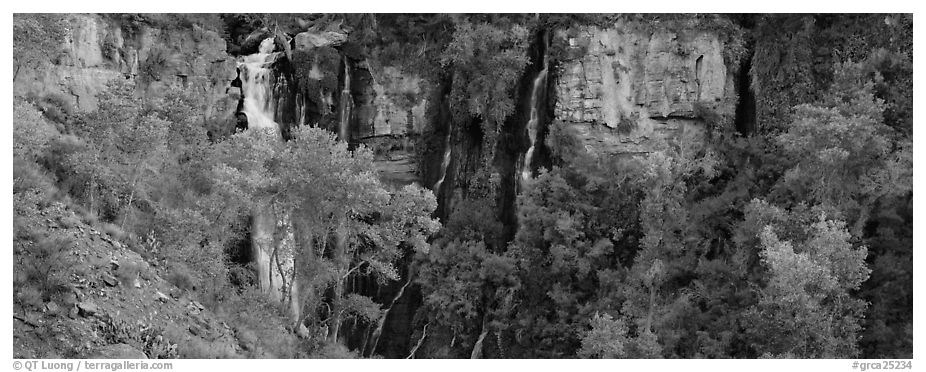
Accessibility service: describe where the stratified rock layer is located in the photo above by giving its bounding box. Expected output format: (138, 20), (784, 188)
(552, 23), (735, 156)
(14, 14), (238, 124)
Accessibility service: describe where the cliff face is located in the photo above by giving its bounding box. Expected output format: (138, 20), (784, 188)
(14, 15), (739, 358)
(14, 14), (238, 125)
(551, 23), (735, 156)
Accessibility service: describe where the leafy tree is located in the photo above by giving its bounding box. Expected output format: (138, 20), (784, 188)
(739, 200), (870, 358)
(212, 125), (439, 344)
(58, 80), (169, 222)
(578, 313), (630, 358)
(774, 61), (911, 237)
(13, 14), (68, 79)
(14, 100), (59, 161)
(441, 19), (531, 157)
(503, 154), (647, 357)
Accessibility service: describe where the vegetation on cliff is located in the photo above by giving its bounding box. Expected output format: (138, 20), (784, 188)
(12, 13), (912, 359)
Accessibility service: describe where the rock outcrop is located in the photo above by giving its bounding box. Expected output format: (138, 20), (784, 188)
(370, 66), (428, 137)
(552, 22), (735, 156)
(90, 344), (148, 359)
(14, 14), (238, 124)
(360, 65), (429, 187)
(294, 30), (348, 51)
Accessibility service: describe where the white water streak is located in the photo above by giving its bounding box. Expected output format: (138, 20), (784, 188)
(238, 38), (281, 134)
(339, 56), (352, 142)
(520, 41), (550, 182)
(433, 130), (452, 192)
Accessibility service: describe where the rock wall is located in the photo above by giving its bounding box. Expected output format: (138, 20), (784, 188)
(14, 14), (238, 124)
(370, 66), (428, 137)
(551, 23), (736, 156)
(362, 65), (428, 187)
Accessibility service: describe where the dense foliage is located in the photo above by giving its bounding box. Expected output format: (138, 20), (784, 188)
(12, 13), (912, 359)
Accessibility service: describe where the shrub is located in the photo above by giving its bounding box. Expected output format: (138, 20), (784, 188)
(115, 261), (142, 286)
(166, 264), (196, 291)
(56, 214), (81, 229)
(78, 210), (98, 226)
(14, 216), (41, 242)
(33, 93), (74, 124)
(177, 338), (235, 358)
(98, 315), (178, 359)
(312, 343), (360, 359)
(100, 222), (128, 242)
(215, 287), (299, 358)
(17, 234), (77, 303)
(15, 285), (45, 312)
(14, 100), (59, 161)
(13, 158), (56, 197)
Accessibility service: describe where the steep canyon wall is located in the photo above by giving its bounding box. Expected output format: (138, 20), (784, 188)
(14, 15), (738, 358)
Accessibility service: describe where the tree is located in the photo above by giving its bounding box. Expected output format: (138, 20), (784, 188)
(13, 14), (68, 79)
(739, 200), (870, 358)
(578, 312), (630, 358)
(14, 100), (59, 161)
(59, 80), (168, 222)
(212, 125), (439, 344)
(774, 61), (912, 236)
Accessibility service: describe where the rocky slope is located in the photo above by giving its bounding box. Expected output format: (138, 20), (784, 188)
(13, 201), (245, 359)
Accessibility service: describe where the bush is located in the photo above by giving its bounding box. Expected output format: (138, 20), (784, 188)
(14, 286), (45, 312)
(214, 287), (299, 358)
(14, 216), (41, 242)
(177, 338), (236, 358)
(100, 222), (128, 241)
(166, 264), (196, 291)
(98, 315), (178, 359)
(78, 210), (98, 226)
(56, 214), (81, 229)
(31, 92), (74, 124)
(13, 158), (56, 198)
(14, 99), (59, 161)
(311, 343), (360, 359)
(115, 262), (142, 286)
(15, 234), (77, 305)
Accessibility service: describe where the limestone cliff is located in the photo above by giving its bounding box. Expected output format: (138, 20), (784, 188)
(551, 22), (736, 156)
(14, 14), (238, 125)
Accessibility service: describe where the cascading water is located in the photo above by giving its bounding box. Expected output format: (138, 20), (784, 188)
(296, 92), (307, 127)
(519, 37), (549, 182)
(238, 38), (302, 322)
(238, 37), (282, 134)
(433, 130), (453, 192)
(365, 272), (415, 357)
(338, 56), (352, 142)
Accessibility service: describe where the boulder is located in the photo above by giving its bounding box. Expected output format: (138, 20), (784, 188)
(235, 328), (258, 352)
(239, 28), (274, 55)
(294, 30), (348, 51)
(102, 273), (119, 287)
(77, 301), (98, 317)
(45, 301), (61, 315)
(90, 343), (148, 359)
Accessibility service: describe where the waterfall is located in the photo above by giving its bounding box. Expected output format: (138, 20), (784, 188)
(433, 130), (452, 192)
(296, 92), (307, 127)
(237, 37), (281, 134)
(366, 271), (415, 357)
(239, 38), (295, 317)
(520, 37), (550, 182)
(338, 56), (352, 142)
